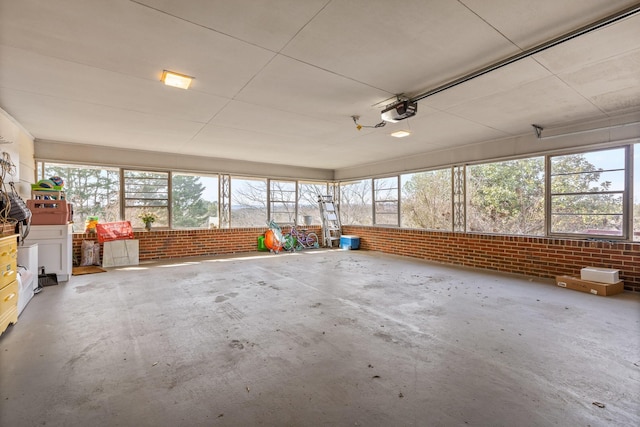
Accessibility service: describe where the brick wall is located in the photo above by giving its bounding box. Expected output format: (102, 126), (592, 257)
(342, 225), (640, 293)
(72, 226), (322, 262)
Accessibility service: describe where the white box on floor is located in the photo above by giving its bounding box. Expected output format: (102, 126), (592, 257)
(580, 267), (620, 284)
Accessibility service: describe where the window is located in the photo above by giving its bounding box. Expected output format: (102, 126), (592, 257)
(633, 143), (639, 241)
(270, 180), (296, 224)
(40, 162), (120, 232)
(549, 148), (626, 237)
(34, 141), (637, 240)
(172, 173), (218, 229)
(401, 169), (452, 230)
(298, 182), (327, 226)
(231, 177), (267, 227)
(373, 177), (399, 226)
(340, 180), (372, 225)
(467, 158), (544, 235)
(123, 170), (169, 228)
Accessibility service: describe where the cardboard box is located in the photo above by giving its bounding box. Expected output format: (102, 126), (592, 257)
(555, 275), (624, 296)
(580, 267), (620, 284)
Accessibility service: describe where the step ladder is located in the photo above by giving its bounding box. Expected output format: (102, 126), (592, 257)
(318, 195), (341, 248)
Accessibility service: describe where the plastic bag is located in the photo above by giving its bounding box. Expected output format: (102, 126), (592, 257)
(85, 216), (99, 234)
(80, 240), (102, 266)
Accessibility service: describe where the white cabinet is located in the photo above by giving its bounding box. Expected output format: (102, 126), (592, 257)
(23, 224), (72, 282)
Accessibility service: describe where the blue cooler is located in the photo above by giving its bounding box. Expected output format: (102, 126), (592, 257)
(340, 235), (360, 250)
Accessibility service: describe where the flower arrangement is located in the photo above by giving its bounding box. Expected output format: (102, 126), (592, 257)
(138, 211), (158, 224)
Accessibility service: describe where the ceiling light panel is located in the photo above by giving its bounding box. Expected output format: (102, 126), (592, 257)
(161, 70), (193, 89)
(391, 130), (411, 138)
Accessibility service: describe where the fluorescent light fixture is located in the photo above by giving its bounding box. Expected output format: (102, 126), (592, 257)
(391, 130), (411, 138)
(161, 70), (193, 89)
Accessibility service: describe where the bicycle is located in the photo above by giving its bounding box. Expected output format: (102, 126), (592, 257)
(283, 224), (319, 251)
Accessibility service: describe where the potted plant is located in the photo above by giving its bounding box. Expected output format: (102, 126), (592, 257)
(138, 211), (158, 231)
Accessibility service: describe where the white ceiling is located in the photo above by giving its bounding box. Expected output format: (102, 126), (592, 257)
(1, 0), (639, 171)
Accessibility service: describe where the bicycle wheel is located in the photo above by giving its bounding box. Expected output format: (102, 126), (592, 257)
(305, 232), (319, 248)
(283, 233), (296, 252)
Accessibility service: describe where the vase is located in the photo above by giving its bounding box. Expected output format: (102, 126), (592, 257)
(145, 221), (152, 231)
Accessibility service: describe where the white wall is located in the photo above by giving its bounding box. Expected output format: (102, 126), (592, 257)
(0, 108), (35, 197)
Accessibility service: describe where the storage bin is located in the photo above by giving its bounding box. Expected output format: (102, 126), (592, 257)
(26, 200), (69, 225)
(31, 184), (63, 191)
(340, 235), (360, 250)
(580, 267), (620, 284)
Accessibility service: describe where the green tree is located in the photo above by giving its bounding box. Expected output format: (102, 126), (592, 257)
(172, 175), (209, 228)
(467, 158), (545, 235)
(402, 170), (451, 230)
(44, 165), (120, 232)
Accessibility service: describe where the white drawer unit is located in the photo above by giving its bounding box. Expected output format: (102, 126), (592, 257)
(23, 224), (72, 282)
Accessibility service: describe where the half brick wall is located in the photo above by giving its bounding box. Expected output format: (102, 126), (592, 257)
(342, 225), (640, 293)
(72, 226), (322, 262)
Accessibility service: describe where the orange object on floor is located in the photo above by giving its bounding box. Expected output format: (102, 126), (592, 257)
(264, 229), (282, 251)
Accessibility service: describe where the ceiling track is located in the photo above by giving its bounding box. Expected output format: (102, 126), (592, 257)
(410, 4), (640, 103)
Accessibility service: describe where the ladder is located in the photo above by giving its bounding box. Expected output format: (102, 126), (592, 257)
(318, 195), (341, 248)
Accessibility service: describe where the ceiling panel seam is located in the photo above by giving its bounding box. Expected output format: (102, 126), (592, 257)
(277, 0), (333, 54)
(458, 0), (523, 49)
(128, 0), (276, 53)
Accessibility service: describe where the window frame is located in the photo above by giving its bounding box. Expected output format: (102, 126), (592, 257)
(465, 156), (545, 236)
(269, 179), (297, 225)
(400, 168), (454, 231)
(38, 161), (121, 232)
(633, 143), (639, 241)
(298, 181), (329, 226)
(339, 179), (373, 226)
(546, 146), (629, 240)
(230, 176), (268, 227)
(122, 168), (171, 228)
(373, 176), (400, 226)
(34, 140), (638, 241)
(171, 171), (219, 229)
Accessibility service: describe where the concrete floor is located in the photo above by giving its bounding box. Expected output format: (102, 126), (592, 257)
(1, 250), (639, 427)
